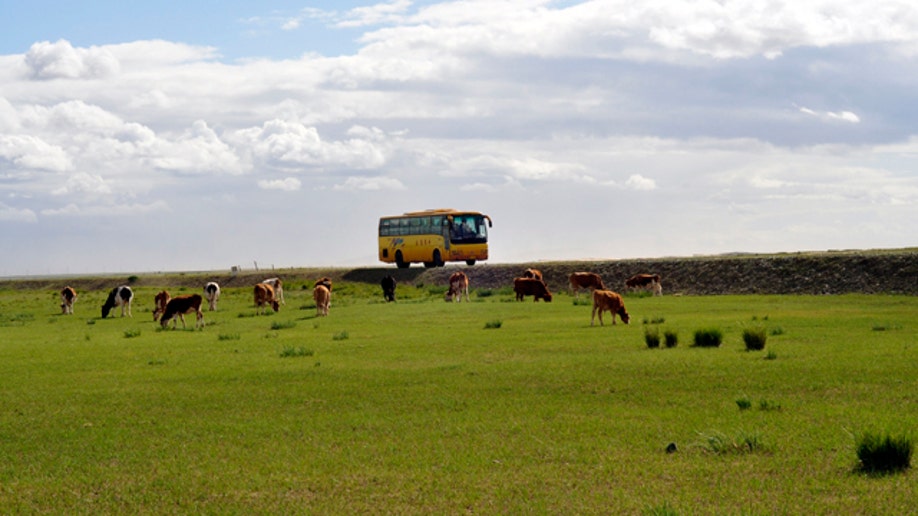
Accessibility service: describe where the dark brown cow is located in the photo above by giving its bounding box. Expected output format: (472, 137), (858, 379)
(513, 277), (553, 302)
(381, 274), (397, 302)
(626, 273), (662, 296)
(591, 289), (630, 326)
(569, 272), (606, 298)
(160, 294), (205, 329)
(445, 271), (470, 302)
(254, 283), (280, 314)
(60, 286), (77, 315)
(153, 290), (171, 321)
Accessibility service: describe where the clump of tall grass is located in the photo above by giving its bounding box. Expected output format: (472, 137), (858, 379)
(644, 327), (661, 348)
(124, 329), (141, 338)
(692, 328), (722, 348)
(484, 320), (502, 329)
(217, 333), (240, 341)
(572, 297), (591, 306)
(664, 330), (678, 348)
(856, 431), (912, 474)
(332, 331), (349, 341)
(279, 346), (314, 358)
(643, 316), (666, 325)
(743, 327), (767, 351)
(271, 320), (296, 330)
(700, 430), (765, 455)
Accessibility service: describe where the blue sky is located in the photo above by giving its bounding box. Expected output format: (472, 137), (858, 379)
(1, 1), (917, 276)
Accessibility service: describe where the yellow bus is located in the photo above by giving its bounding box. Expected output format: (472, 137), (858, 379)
(378, 209), (493, 268)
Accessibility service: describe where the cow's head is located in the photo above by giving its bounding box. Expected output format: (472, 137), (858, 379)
(619, 308), (631, 324)
(271, 300), (280, 312)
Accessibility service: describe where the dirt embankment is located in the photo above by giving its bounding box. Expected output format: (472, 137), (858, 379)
(4, 249), (917, 295)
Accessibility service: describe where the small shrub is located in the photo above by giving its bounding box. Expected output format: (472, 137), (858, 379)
(484, 320), (502, 329)
(743, 327), (767, 351)
(644, 328), (661, 348)
(663, 330), (678, 348)
(692, 328), (722, 348)
(333, 331), (349, 341)
(856, 432), (912, 474)
(736, 398), (752, 410)
(279, 346), (314, 358)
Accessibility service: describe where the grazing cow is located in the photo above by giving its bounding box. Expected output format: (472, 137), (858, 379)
(262, 277), (285, 305)
(153, 290), (171, 321)
(522, 268), (543, 281)
(513, 277), (553, 302)
(315, 277), (332, 306)
(445, 271), (470, 302)
(159, 294), (204, 329)
(101, 285), (133, 318)
(313, 284), (330, 316)
(591, 289), (631, 326)
(204, 282), (220, 311)
(60, 286), (77, 315)
(381, 274), (397, 302)
(254, 283), (280, 314)
(569, 272), (606, 298)
(626, 273), (663, 296)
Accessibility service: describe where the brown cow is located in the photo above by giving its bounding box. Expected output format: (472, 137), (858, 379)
(513, 277), (553, 302)
(626, 273), (662, 296)
(313, 284), (330, 316)
(60, 286), (77, 315)
(262, 277), (285, 305)
(160, 294), (205, 329)
(254, 283), (280, 314)
(522, 268), (543, 281)
(591, 289), (630, 326)
(445, 271), (470, 302)
(153, 290), (171, 321)
(569, 272), (606, 298)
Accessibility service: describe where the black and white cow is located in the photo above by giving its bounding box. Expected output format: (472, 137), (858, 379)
(204, 282), (220, 311)
(101, 285), (133, 318)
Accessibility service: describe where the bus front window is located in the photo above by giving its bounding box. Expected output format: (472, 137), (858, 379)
(450, 216), (487, 243)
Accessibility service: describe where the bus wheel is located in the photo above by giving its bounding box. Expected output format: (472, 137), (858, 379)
(432, 249), (444, 267)
(396, 251), (409, 269)
(466, 259), (476, 266)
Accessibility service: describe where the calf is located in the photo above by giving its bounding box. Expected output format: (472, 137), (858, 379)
(254, 283), (280, 314)
(513, 277), (553, 302)
(153, 290), (171, 321)
(381, 274), (397, 302)
(204, 282), (220, 311)
(626, 273), (663, 296)
(591, 289), (630, 326)
(445, 271), (470, 302)
(313, 284), (330, 316)
(522, 268), (543, 281)
(569, 272), (606, 298)
(160, 294), (205, 329)
(262, 277), (285, 305)
(60, 286), (77, 315)
(101, 285), (133, 318)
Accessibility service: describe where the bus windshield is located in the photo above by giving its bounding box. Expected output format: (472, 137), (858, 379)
(450, 214), (488, 244)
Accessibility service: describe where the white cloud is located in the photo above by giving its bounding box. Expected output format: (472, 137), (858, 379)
(626, 174), (656, 190)
(40, 200), (170, 217)
(333, 176), (405, 191)
(24, 39), (119, 80)
(799, 106), (861, 124)
(258, 177), (302, 191)
(0, 202), (37, 222)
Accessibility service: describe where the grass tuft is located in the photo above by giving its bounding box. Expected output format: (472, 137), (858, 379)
(664, 330), (678, 348)
(123, 329), (141, 338)
(332, 331), (349, 341)
(270, 320), (296, 330)
(692, 328), (722, 348)
(644, 327), (661, 348)
(742, 327), (767, 351)
(484, 320), (502, 329)
(279, 346), (314, 358)
(856, 431), (912, 474)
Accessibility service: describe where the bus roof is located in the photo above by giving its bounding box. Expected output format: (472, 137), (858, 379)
(384, 209), (486, 218)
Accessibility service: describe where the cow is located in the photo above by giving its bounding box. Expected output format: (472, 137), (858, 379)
(262, 277), (285, 305)
(254, 283), (280, 314)
(591, 289), (631, 326)
(313, 284), (330, 316)
(204, 282), (221, 310)
(569, 272), (606, 298)
(522, 268), (543, 281)
(315, 277), (332, 307)
(626, 273), (663, 296)
(101, 285), (133, 318)
(159, 294), (205, 329)
(381, 274), (397, 302)
(445, 271), (470, 302)
(152, 290), (171, 321)
(60, 286), (77, 315)
(513, 277), (553, 302)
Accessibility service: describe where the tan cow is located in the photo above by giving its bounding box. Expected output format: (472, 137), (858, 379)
(159, 294), (205, 329)
(445, 271), (470, 302)
(313, 284), (330, 316)
(153, 290), (171, 321)
(591, 289), (631, 326)
(522, 268), (543, 281)
(626, 273), (662, 296)
(254, 283), (280, 314)
(513, 277), (553, 302)
(569, 272), (606, 298)
(60, 286), (77, 315)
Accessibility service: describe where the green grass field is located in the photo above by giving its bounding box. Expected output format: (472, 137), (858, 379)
(0, 284), (916, 514)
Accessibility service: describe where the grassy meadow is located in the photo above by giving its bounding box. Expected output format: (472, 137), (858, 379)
(0, 280), (916, 514)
